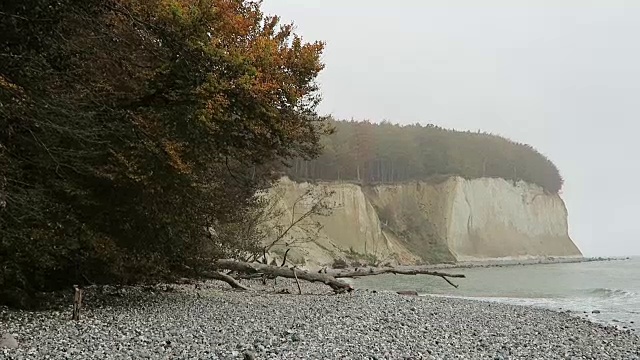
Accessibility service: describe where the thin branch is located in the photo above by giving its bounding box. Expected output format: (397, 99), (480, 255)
(202, 270), (251, 291)
(263, 187), (333, 253)
(280, 248), (290, 267)
(440, 275), (459, 288)
(293, 268), (302, 294)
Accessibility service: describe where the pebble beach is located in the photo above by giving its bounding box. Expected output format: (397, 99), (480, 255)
(1, 279), (639, 360)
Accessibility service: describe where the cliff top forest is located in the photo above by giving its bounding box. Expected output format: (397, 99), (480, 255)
(286, 119), (563, 194)
(0, 0), (561, 307)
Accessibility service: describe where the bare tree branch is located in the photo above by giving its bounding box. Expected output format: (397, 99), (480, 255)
(202, 271), (251, 291)
(261, 185), (336, 255)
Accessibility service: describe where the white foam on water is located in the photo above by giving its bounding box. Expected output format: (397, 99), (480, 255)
(422, 292), (640, 331)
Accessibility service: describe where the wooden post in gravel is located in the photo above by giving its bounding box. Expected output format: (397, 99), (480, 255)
(72, 285), (83, 321)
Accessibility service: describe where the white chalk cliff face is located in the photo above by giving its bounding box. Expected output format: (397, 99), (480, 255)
(264, 177), (581, 268)
(445, 177), (581, 261)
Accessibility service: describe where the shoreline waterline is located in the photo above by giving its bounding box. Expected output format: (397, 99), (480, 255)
(353, 257), (640, 334)
(421, 292), (639, 332)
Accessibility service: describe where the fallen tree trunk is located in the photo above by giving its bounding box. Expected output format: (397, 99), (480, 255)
(213, 260), (353, 293)
(212, 260), (467, 292)
(331, 267), (465, 288)
(331, 267), (465, 279)
(330, 267), (465, 288)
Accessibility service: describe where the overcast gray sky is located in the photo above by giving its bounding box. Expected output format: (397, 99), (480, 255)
(262, 0), (640, 257)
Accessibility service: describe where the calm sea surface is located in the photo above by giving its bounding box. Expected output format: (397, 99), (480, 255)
(354, 257), (640, 330)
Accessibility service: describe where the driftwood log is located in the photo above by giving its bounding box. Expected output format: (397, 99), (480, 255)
(330, 267), (466, 288)
(213, 260), (354, 293)
(211, 260), (467, 293)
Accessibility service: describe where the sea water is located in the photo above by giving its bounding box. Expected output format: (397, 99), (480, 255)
(354, 257), (640, 330)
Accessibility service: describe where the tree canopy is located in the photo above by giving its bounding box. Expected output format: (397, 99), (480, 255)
(286, 120), (563, 194)
(0, 0), (329, 306)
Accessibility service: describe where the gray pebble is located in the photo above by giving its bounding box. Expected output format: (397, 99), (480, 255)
(0, 333), (18, 349)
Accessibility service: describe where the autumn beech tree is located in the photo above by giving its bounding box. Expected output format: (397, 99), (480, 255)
(0, 0), (330, 306)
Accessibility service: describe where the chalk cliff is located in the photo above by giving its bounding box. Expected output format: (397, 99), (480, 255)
(264, 177), (582, 268)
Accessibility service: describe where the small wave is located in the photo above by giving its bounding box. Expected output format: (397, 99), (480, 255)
(586, 288), (636, 298)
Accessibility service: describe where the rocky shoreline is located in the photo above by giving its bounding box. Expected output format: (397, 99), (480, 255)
(1, 279), (638, 359)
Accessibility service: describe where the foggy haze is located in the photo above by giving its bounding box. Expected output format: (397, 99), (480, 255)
(262, 0), (640, 256)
